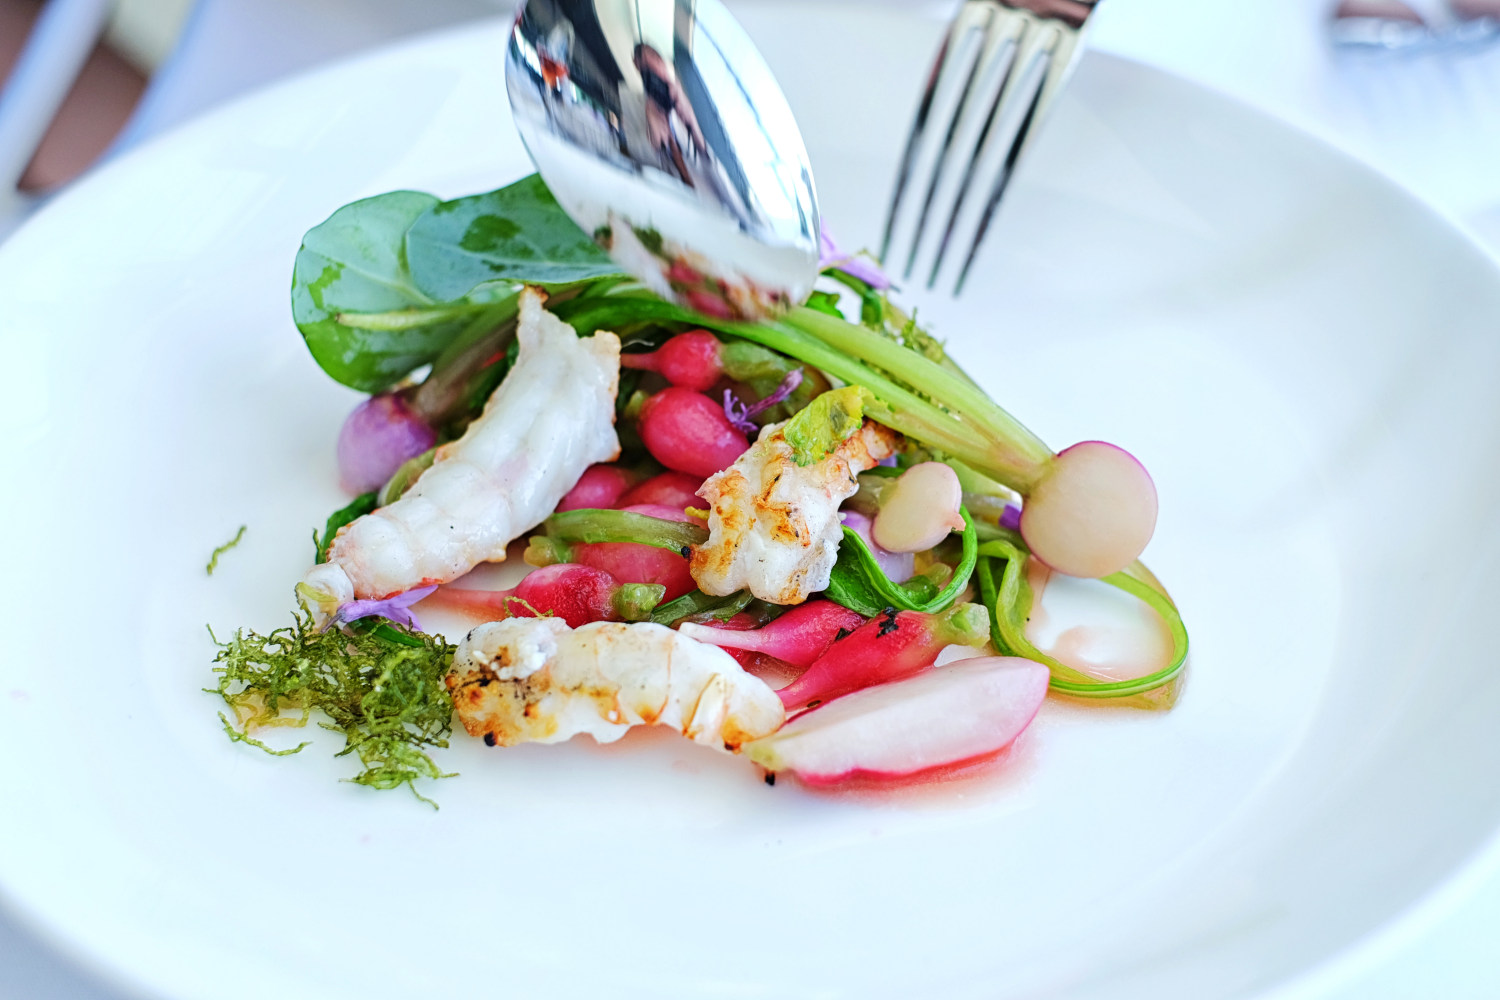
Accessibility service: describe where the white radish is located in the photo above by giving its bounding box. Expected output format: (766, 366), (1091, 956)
(1020, 441), (1157, 579)
(872, 461), (966, 553)
(744, 656), (1049, 785)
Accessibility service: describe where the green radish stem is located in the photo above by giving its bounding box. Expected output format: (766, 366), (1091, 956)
(535, 508), (709, 553)
(555, 290), (1159, 579)
(974, 537), (1188, 708)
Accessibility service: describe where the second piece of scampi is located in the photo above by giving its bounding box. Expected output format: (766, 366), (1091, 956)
(692, 419), (898, 605)
(447, 618), (785, 751)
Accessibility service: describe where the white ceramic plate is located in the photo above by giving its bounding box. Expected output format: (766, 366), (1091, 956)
(5, 6), (1500, 1000)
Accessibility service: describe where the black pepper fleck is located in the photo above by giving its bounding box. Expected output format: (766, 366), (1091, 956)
(483, 732), (497, 747)
(764, 772), (776, 786)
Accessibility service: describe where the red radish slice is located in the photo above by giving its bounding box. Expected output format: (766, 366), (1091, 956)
(1020, 441), (1157, 579)
(745, 656), (1049, 785)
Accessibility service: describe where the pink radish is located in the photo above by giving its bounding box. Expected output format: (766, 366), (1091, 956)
(679, 600), (866, 668)
(621, 330), (723, 391)
(433, 564), (664, 628)
(572, 503), (696, 601)
(637, 387), (749, 478)
(616, 471), (704, 511)
(1020, 441), (1158, 579)
(744, 656), (1050, 785)
(337, 393), (436, 494)
(776, 604), (991, 711)
(556, 464), (636, 513)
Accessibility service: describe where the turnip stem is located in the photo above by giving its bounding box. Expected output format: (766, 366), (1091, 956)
(784, 306), (1053, 483)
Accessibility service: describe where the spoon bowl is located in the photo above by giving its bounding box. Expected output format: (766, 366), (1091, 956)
(506, 0), (821, 319)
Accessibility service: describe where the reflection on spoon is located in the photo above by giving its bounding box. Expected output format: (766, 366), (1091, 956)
(506, 0), (821, 319)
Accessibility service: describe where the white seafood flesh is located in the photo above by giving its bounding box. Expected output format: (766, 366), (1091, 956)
(691, 420), (898, 605)
(308, 289), (620, 605)
(446, 618), (785, 750)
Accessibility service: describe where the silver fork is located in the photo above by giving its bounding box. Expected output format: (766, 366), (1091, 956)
(881, 0), (1101, 294)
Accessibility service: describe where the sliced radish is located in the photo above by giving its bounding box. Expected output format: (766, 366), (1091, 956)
(744, 656), (1049, 785)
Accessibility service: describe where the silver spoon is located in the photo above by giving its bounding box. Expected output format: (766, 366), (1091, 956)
(506, 0), (821, 320)
(1330, 0), (1431, 49)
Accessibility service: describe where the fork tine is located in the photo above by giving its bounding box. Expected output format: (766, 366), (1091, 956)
(880, 1), (993, 267)
(920, 9), (1034, 287)
(902, 10), (1026, 280)
(886, 0), (1099, 296)
(932, 16), (1085, 293)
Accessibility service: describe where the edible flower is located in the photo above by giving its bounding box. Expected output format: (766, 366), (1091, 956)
(819, 224), (891, 290)
(999, 504), (1022, 531)
(722, 368), (804, 434)
(329, 585), (438, 631)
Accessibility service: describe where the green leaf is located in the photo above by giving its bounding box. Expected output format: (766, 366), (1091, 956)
(292, 190), (492, 392)
(649, 589), (753, 626)
(316, 492), (378, 563)
(405, 174), (623, 301)
(804, 290), (843, 318)
(822, 509), (978, 616)
(540, 508), (708, 551)
(783, 386), (867, 466)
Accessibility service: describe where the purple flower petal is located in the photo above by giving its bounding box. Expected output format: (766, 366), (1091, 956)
(722, 389), (756, 434)
(723, 369), (804, 434)
(330, 585), (438, 632)
(819, 223), (892, 291)
(1000, 504), (1022, 531)
(745, 369), (803, 417)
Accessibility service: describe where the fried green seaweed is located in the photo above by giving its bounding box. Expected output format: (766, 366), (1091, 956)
(210, 615), (457, 806)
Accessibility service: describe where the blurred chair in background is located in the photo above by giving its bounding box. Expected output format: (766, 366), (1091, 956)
(0, 0), (514, 239)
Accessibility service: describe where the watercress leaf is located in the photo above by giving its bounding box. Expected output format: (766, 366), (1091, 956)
(293, 190), (487, 392)
(823, 509), (978, 616)
(405, 174), (623, 300)
(804, 290), (843, 318)
(316, 492), (378, 563)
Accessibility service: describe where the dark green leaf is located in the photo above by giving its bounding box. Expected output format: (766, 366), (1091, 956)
(405, 174), (623, 301)
(292, 191), (492, 392)
(316, 492), (378, 563)
(823, 509), (978, 616)
(650, 589), (753, 625)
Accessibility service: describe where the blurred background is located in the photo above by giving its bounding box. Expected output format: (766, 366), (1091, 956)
(2, 0), (1500, 245)
(2, 0), (1499, 997)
